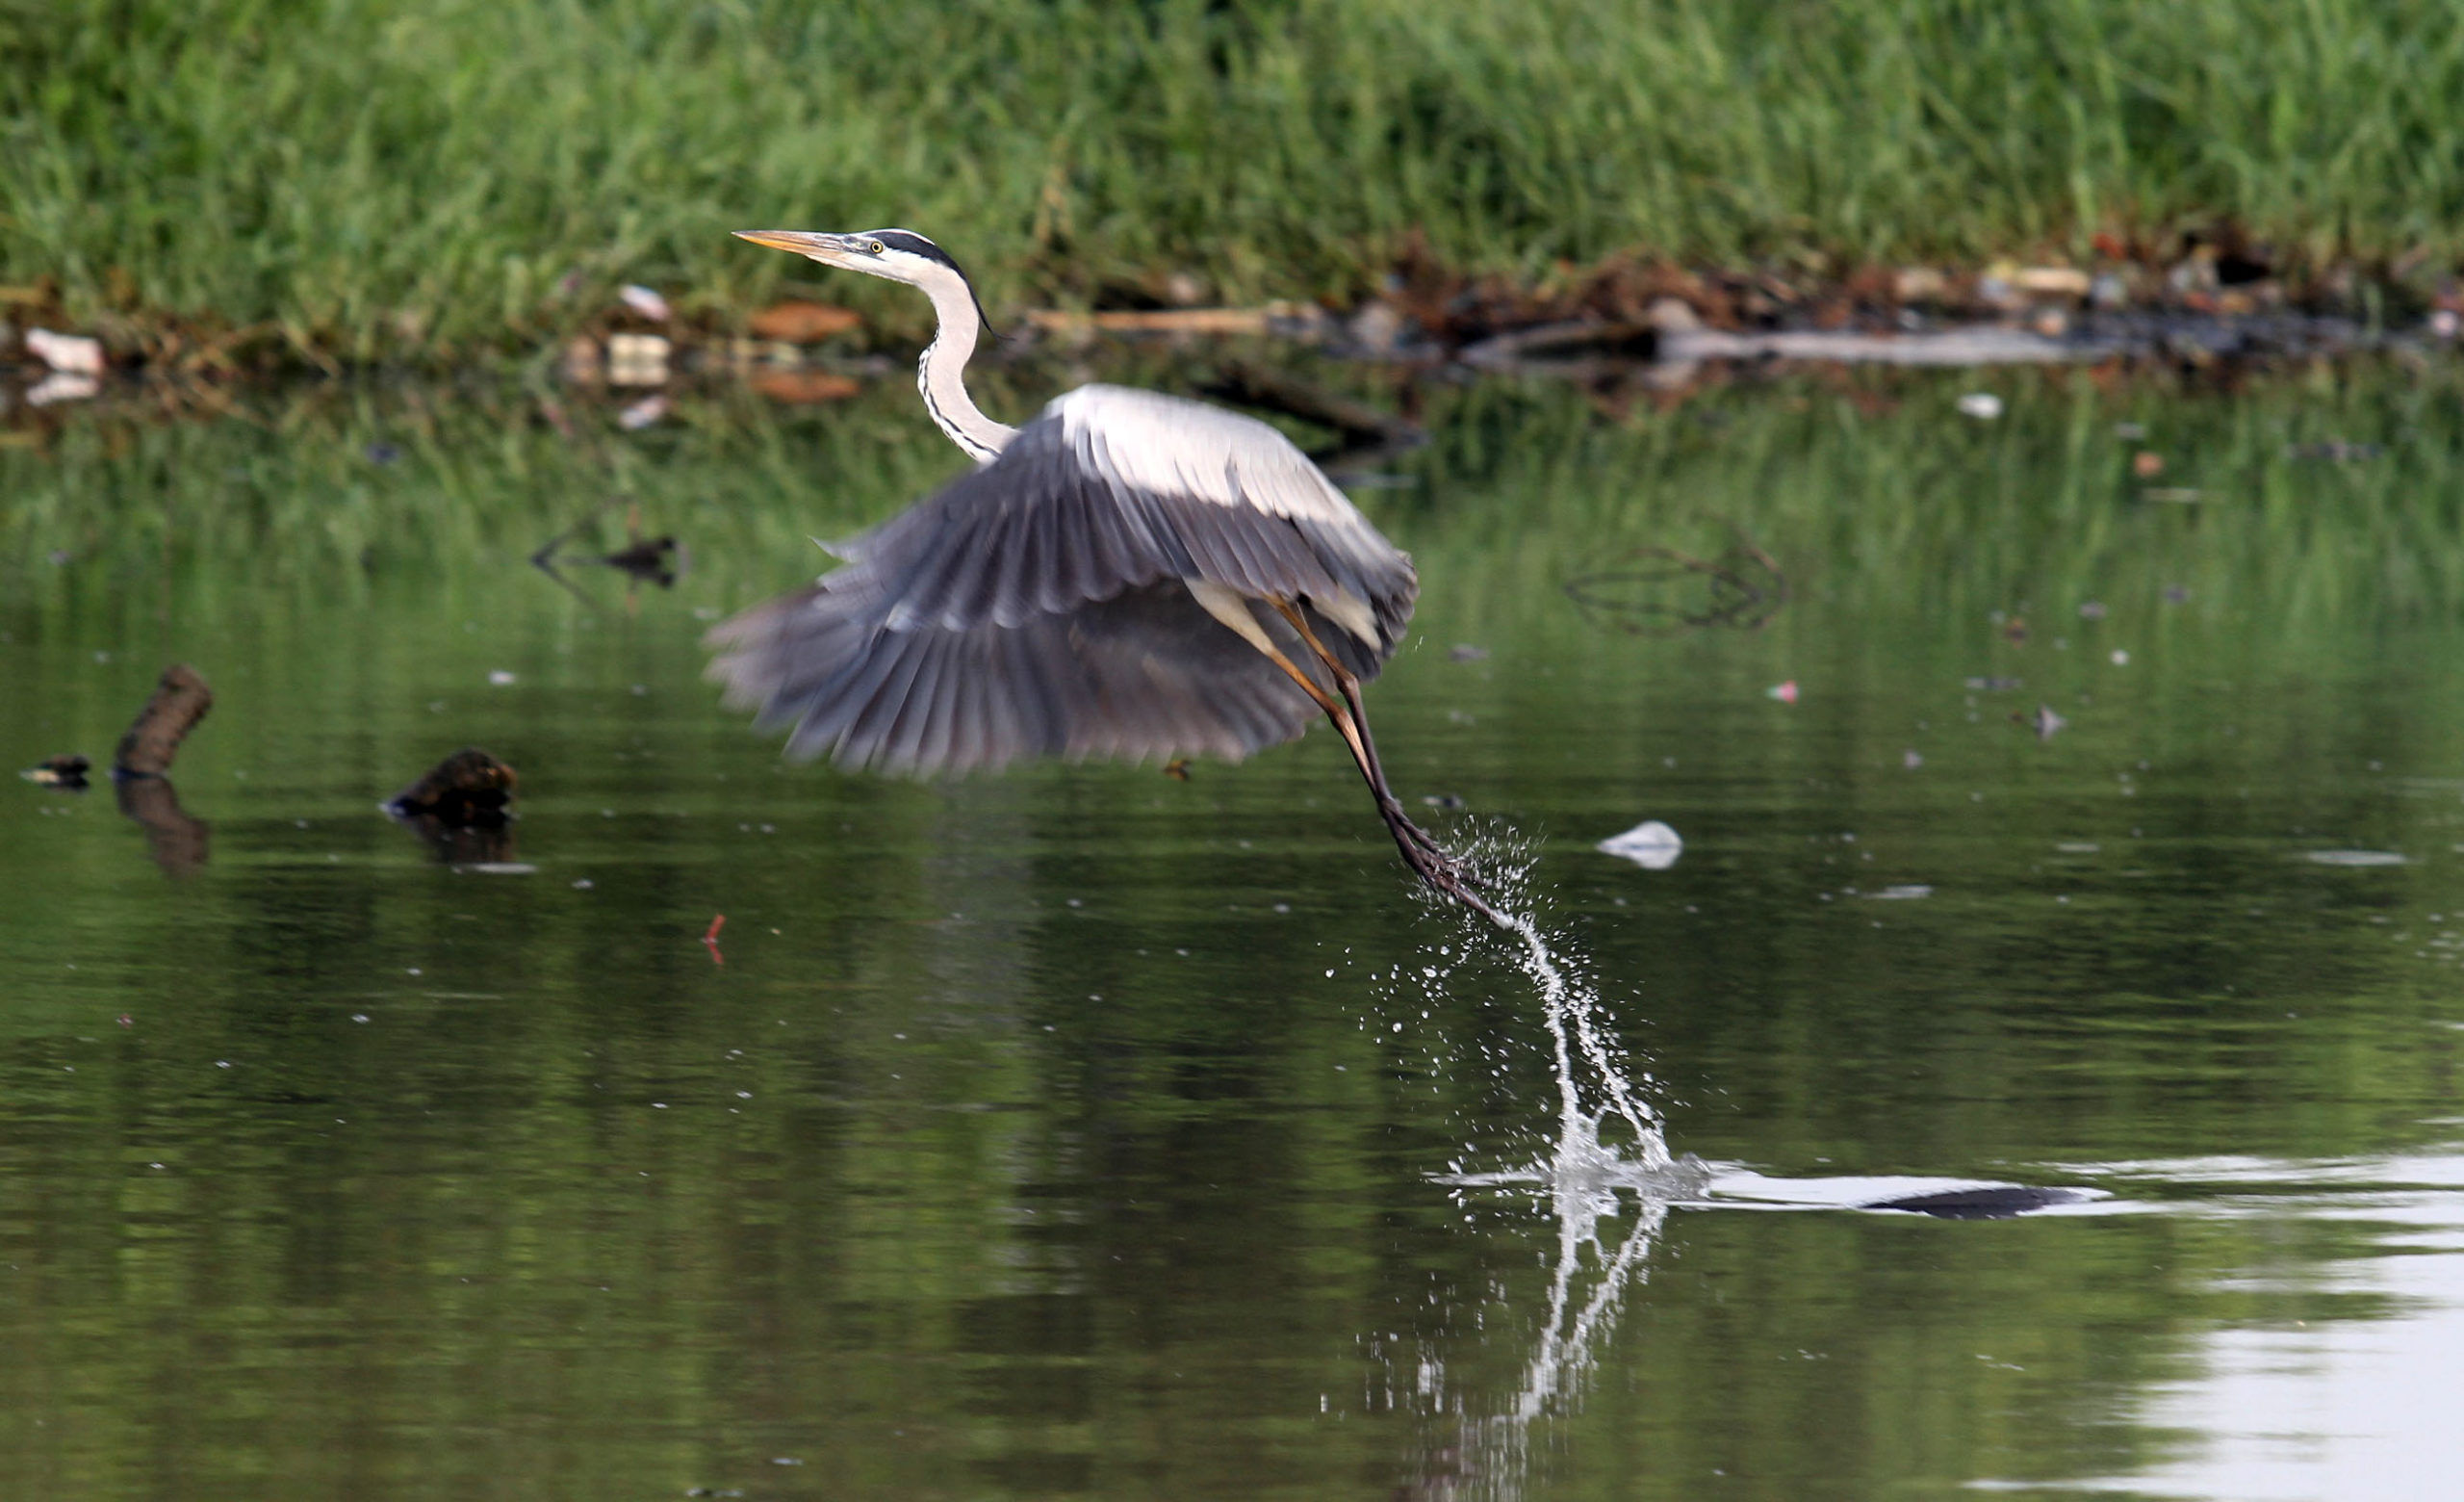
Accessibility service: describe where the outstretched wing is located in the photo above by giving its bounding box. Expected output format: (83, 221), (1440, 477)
(706, 385), (1420, 775)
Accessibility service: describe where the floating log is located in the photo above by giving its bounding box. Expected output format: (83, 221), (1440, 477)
(114, 664), (213, 778)
(386, 747), (518, 826)
(1862, 1185), (2088, 1219)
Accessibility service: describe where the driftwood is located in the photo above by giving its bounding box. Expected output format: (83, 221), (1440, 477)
(1861, 1185), (2088, 1219)
(114, 664), (213, 777)
(387, 747), (518, 826)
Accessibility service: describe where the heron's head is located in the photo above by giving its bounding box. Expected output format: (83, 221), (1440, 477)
(733, 227), (968, 288)
(734, 227), (995, 334)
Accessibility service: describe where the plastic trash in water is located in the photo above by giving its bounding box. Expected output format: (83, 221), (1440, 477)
(1597, 820), (1683, 870)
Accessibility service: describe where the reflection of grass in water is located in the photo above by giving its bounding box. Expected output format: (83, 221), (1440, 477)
(9, 362), (2460, 640)
(7, 1), (2464, 354)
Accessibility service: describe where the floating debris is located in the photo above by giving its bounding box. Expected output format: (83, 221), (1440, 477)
(1964, 676), (2023, 691)
(1597, 819), (1683, 869)
(1161, 757), (1191, 782)
(1448, 644), (1491, 661)
(2110, 648), (2131, 665)
(617, 393), (669, 429)
(2077, 600), (2108, 620)
(1766, 680), (1799, 704)
(1866, 884), (1935, 900)
(2018, 704), (2067, 740)
(21, 754), (90, 790)
(1422, 792), (1468, 811)
(1862, 1184), (2092, 1218)
(2164, 583), (2193, 603)
(2143, 486), (2204, 503)
(1902, 749), (1924, 769)
(115, 664), (213, 778)
(2132, 451), (2166, 478)
(1955, 392), (2004, 419)
(386, 747), (518, 826)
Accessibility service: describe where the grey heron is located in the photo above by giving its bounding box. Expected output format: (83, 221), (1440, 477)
(712, 227), (1495, 920)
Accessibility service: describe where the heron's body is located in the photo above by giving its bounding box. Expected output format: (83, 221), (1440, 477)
(712, 227), (1492, 918)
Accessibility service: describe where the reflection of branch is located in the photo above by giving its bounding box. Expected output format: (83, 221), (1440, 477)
(1562, 525), (1786, 636)
(531, 499), (683, 610)
(115, 776), (209, 878)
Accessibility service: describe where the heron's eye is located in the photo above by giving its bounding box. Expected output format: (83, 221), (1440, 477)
(867, 241), (886, 254)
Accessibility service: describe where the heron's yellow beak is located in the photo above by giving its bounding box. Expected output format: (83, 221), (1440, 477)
(733, 229), (848, 258)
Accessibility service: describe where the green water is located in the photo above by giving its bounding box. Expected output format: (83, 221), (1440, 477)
(5, 361), (2464, 1499)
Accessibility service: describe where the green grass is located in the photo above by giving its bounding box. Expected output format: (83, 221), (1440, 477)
(5, 0), (2464, 360)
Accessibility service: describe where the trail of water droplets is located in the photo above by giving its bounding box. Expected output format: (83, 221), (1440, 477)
(1369, 827), (1705, 1502)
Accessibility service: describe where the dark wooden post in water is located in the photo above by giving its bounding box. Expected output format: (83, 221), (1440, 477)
(114, 663), (214, 778)
(111, 664), (215, 876)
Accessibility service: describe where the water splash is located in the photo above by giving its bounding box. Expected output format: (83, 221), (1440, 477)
(1363, 825), (1707, 1499)
(1436, 823), (1672, 1169)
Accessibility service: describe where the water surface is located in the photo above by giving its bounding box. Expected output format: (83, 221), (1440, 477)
(5, 362), (2463, 1499)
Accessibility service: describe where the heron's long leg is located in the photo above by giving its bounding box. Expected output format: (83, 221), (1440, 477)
(1268, 603), (1502, 922)
(1269, 604), (1448, 858)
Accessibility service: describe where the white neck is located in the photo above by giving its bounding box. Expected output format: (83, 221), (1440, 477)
(913, 266), (1016, 464)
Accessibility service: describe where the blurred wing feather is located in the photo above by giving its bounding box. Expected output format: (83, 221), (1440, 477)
(707, 384), (1419, 775)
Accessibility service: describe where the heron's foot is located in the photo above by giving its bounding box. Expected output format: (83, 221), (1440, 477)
(1380, 804), (1511, 926)
(1379, 796), (1466, 864)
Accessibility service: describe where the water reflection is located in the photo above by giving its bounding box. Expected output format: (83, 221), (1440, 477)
(113, 773), (210, 877)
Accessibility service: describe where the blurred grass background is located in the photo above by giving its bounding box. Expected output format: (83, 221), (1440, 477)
(4, 0), (2463, 361)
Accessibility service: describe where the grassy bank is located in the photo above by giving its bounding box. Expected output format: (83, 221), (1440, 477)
(6, 0), (2464, 363)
